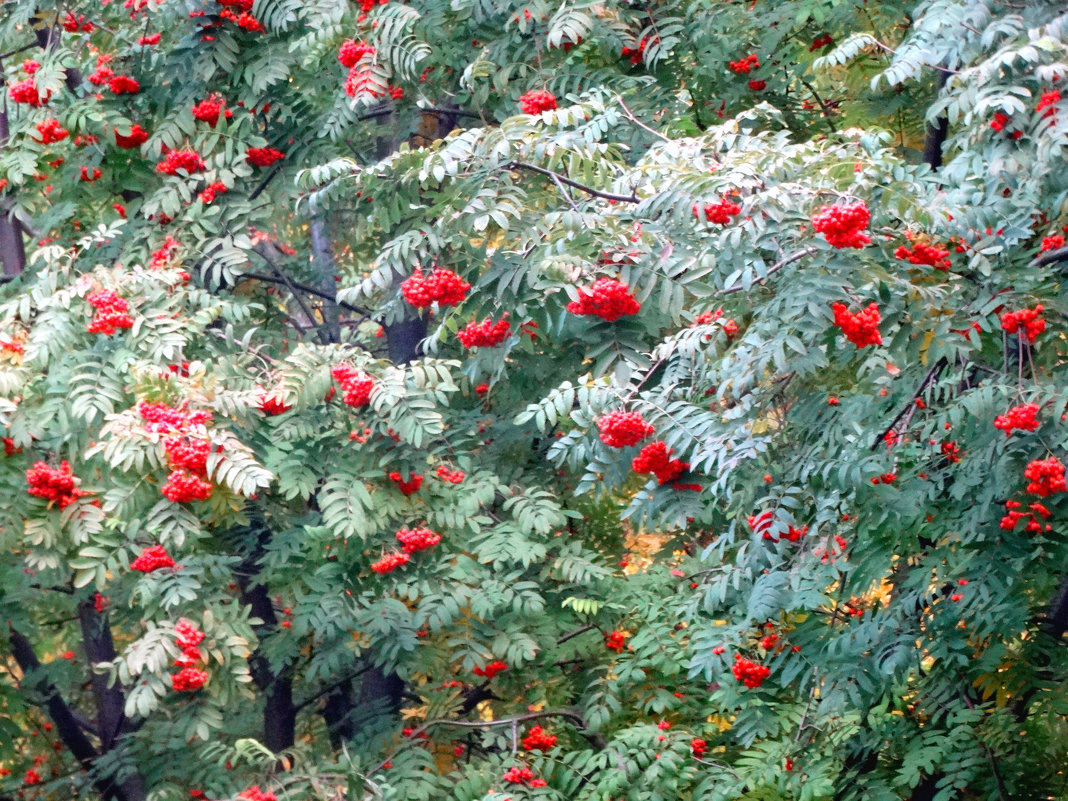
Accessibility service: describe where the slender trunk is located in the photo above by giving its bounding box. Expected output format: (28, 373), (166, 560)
(0, 87), (27, 278)
(922, 69), (950, 170)
(309, 218), (340, 344)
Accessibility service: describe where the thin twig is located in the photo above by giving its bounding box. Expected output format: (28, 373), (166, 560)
(871, 358), (947, 450)
(504, 161), (640, 203)
(551, 173), (580, 211)
(716, 247), (819, 297)
(615, 95), (672, 142)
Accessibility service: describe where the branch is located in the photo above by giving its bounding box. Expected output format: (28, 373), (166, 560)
(504, 162), (640, 203)
(238, 270), (370, 317)
(870, 358), (948, 451)
(556, 624), (596, 644)
(716, 247), (819, 296)
(1031, 246), (1068, 268)
(293, 667), (370, 713)
(615, 95), (672, 142)
(796, 75), (838, 134)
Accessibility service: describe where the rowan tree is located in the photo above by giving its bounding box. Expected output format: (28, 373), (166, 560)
(0, 1), (1066, 800)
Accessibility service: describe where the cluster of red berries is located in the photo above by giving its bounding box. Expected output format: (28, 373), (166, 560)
(810, 34), (834, 50)
(81, 166), (102, 182)
(831, 302), (882, 347)
(502, 766), (546, 787)
(1000, 305), (1045, 343)
(871, 472), (897, 485)
(35, 119), (69, 144)
(621, 35), (655, 64)
(597, 410), (655, 448)
(140, 33), (161, 45)
(940, 441), (962, 463)
(370, 551), (411, 574)
(219, 6), (265, 31)
(990, 112), (1022, 139)
(130, 544), (175, 572)
(239, 787), (276, 801)
(139, 401), (213, 433)
(994, 403), (1041, 436)
(389, 471), (423, 495)
(894, 237), (951, 270)
(171, 666), (208, 691)
(3, 437), (22, 456)
(8, 79), (48, 106)
(812, 202), (871, 248)
(604, 630), (628, 652)
(457, 315), (511, 347)
(519, 89), (557, 114)
(1037, 89), (1061, 118)
(192, 95), (233, 127)
(731, 654), (770, 688)
(114, 124), (149, 149)
(781, 524), (808, 543)
(691, 738), (708, 757)
(170, 619), (207, 689)
(247, 147), (285, 167)
(1024, 457), (1066, 497)
(728, 53), (759, 74)
(164, 436), (211, 474)
(473, 660), (508, 678)
(632, 441), (689, 484)
(156, 149), (206, 175)
(436, 465), (465, 483)
(401, 267), (471, 308)
(339, 39), (375, 68)
(566, 278), (641, 321)
(395, 527), (441, 553)
(108, 75), (141, 94)
(332, 364), (375, 407)
(26, 461), (88, 508)
(692, 308), (723, 326)
(199, 181), (228, 204)
(521, 725), (557, 752)
(257, 394), (291, 415)
(162, 469), (213, 503)
(748, 509), (774, 538)
(1000, 500), (1052, 533)
(693, 198), (742, 224)
(1042, 235), (1065, 252)
(815, 534), (849, 564)
(86, 289), (135, 335)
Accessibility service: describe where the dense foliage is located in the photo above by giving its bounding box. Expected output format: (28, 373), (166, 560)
(1, 1), (1067, 799)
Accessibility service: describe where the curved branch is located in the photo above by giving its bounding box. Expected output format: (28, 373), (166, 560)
(716, 247), (819, 297)
(504, 162), (640, 203)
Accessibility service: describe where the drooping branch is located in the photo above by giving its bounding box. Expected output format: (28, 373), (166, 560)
(871, 358), (947, 450)
(1031, 246), (1068, 268)
(504, 162), (641, 204)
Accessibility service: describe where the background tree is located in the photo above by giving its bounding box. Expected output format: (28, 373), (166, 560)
(0, 1), (1066, 800)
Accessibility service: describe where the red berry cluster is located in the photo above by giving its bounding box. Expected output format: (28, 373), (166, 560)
(3, 437), (22, 456)
(831, 302), (882, 347)
(566, 278), (641, 321)
(473, 659), (508, 678)
(198, 181), (228, 204)
(191, 95), (232, 127)
(728, 53), (759, 74)
(691, 738), (708, 758)
(1000, 305), (1045, 343)
(604, 630), (628, 652)
(522, 725), (557, 752)
(748, 509), (774, 538)
(171, 667), (208, 691)
(8, 79), (47, 106)
(35, 119), (69, 144)
(519, 89), (557, 114)
(81, 166), (102, 182)
(162, 469), (213, 503)
(257, 394), (291, 415)
(457, 315), (511, 347)
(1041, 235), (1065, 252)
(164, 436), (211, 474)
(940, 441), (962, 463)
(395, 527), (441, 553)
(138, 401), (213, 433)
(239, 787), (276, 801)
(994, 403), (1041, 436)
(781, 524), (808, 543)
(332, 364), (375, 407)
(338, 39), (375, 67)
(114, 124), (149, 149)
(596, 410), (655, 448)
(247, 147), (285, 167)
(389, 471), (423, 495)
(86, 289), (135, 335)
(26, 461), (88, 508)
(732, 654), (770, 688)
(1000, 500), (1052, 533)
(693, 198), (742, 224)
(108, 75), (141, 94)
(692, 308), (723, 326)
(810, 34), (834, 50)
(632, 441), (688, 484)
(502, 766), (546, 787)
(894, 237), (951, 270)
(990, 112), (1022, 138)
(400, 267), (471, 308)
(436, 465), (465, 483)
(370, 551), (411, 574)
(1024, 457), (1066, 497)
(62, 12), (94, 32)
(155, 149), (206, 175)
(621, 35), (655, 64)
(1037, 89), (1061, 118)
(130, 544), (175, 572)
(812, 202), (871, 248)
(219, 6), (265, 31)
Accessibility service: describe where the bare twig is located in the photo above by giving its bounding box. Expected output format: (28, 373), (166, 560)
(615, 95), (672, 142)
(871, 358), (947, 451)
(504, 162), (640, 203)
(716, 247), (819, 297)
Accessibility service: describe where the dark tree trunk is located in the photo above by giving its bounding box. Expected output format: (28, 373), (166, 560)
(309, 218), (341, 344)
(922, 69), (951, 170)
